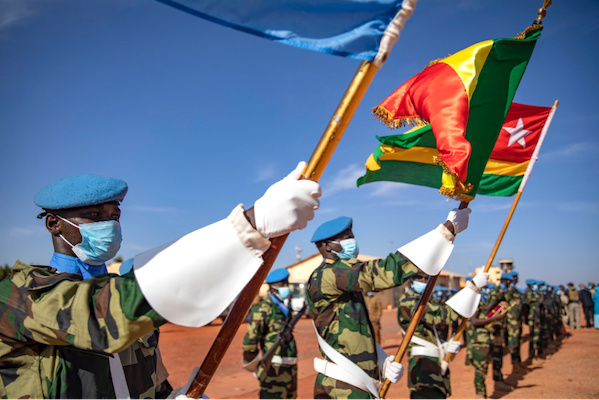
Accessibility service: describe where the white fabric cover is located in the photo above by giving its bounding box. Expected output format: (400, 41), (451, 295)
(134, 205), (270, 327)
(446, 285), (481, 318)
(398, 225), (454, 275)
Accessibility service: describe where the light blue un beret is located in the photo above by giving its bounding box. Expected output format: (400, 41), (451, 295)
(500, 272), (514, 281)
(265, 268), (290, 284)
(525, 279), (537, 285)
(34, 174), (128, 210)
(311, 216), (353, 243)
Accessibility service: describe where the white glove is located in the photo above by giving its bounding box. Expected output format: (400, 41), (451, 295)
(446, 207), (471, 235)
(254, 161), (321, 238)
(445, 340), (461, 354)
(382, 355), (404, 383)
(472, 271), (490, 289)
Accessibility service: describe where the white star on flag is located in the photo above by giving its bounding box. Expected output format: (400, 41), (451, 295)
(504, 118), (533, 148)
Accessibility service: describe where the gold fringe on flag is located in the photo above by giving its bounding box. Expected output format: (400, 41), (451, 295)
(433, 156), (474, 202)
(372, 106), (428, 129)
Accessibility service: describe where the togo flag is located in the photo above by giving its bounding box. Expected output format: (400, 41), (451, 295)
(154, 0), (416, 63)
(478, 102), (555, 196)
(358, 27), (542, 200)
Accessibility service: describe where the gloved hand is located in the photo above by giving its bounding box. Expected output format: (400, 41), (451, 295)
(446, 207), (471, 235)
(445, 340), (461, 354)
(472, 271), (490, 289)
(382, 355), (404, 383)
(254, 162), (321, 238)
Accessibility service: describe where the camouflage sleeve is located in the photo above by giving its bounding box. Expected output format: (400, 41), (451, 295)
(242, 302), (268, 363)
(0, 264), (166, 355)
(319, 253), (419, 299)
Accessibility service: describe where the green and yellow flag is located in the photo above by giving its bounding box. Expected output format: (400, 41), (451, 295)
(358, 102), (555, 197)
(358, 27), (542, 200)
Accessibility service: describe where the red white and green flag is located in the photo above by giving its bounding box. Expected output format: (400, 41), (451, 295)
(357, 27), (542, 200)
(478, 102), (556, 196)
(357, 101), (556, 197)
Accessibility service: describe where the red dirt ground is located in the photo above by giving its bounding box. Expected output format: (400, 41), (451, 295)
(159, 309), (599, 399)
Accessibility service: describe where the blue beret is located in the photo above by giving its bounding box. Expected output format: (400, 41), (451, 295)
(265, 268), (289, 284)
(487, 283), (496, 289)
(465, 276), (473, 281)
(510, 271), (519, 276)
(525, 279), (536, 285)
(501, 273), (513, 281)
(35, 174), (128, 210)
(311, 216), (352, 243)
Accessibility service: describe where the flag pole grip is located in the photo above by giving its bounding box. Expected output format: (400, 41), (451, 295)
(186, 60), (378, 398)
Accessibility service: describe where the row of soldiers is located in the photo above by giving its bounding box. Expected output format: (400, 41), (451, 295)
(242, 265), (568, 399)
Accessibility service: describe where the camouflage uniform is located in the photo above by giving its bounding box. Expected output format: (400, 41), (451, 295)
(468, 295), (505, 398)
(306, 254), (419, 399)
(485, 286), (507, 381)
(364, 294), (383, 345)
(0, 261), (169, 398)
(504, 285), (522, 364)
(398, 287), (458, 399)
(524, 287), (542, 360)
(242, 296), (298, 399)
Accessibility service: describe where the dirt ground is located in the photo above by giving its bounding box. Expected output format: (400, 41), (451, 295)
(159, 309), (599, 399)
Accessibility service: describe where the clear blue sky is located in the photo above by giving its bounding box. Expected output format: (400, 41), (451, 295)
(1, 0), (598, 288)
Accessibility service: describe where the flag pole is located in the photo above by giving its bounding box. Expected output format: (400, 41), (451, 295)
(186, 59), (379, 398)
(441, 99), (559, 366)
(378, 200), (468, 398)
(186, 0), (420, 393)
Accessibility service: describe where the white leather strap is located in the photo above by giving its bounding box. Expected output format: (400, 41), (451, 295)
(109, 353), (130, 399)
(271, 355), (298, 365)
(312, 322), (380, 398)
(314, 358), (377, 396)
(409, 346), (440, 358)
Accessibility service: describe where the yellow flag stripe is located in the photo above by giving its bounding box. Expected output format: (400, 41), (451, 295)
(368, 144), (528, 177)
(442, 40), (494, 102)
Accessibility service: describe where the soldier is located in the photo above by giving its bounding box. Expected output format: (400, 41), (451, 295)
(468, 288), (511, 398)
(485, 273), (516, 392)
(398, 271), (487, 399)
(242, 268), (298, 399)
(364, 292), (384, 345)
(306, 208), (471, 399)
(504, 271), (527, 374)
(524, 279), (543, 364)
(0, 164), (321, 399)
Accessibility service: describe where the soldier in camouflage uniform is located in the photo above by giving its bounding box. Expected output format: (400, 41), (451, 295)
(524, 279), (543, 364)
(468, 289), (511, 398)
(484, 273), (516, 392)
(242, 269), (298, 399)
(0, 167), (321, 398)
(398, 274), (462, 399)
(504, 271), (527, 373)
(306, 209), (471, 399)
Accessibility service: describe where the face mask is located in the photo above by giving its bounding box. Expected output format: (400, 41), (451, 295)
(276, 286), (290, 300)
(532, 284), (538, 291)
(412, 280), (427, 294)
(58, 216), (122, 265)
(331, 238), (359, 259)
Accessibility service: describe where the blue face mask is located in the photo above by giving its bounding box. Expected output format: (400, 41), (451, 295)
(276, 286), (291, 300)
(331, 238), (359, 259)
(412, 281), (427, 294)
(59, 216), (122, 265)
(531, 284), (538, 291)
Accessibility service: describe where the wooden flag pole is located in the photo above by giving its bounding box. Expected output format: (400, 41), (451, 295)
(379, 200), (469, 398)
(186, 60), (379, 398)
(378, 273), (439, 397)
(441, 99), (559, 366)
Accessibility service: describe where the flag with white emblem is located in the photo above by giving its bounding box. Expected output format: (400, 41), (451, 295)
(478, 102), (555, 196)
